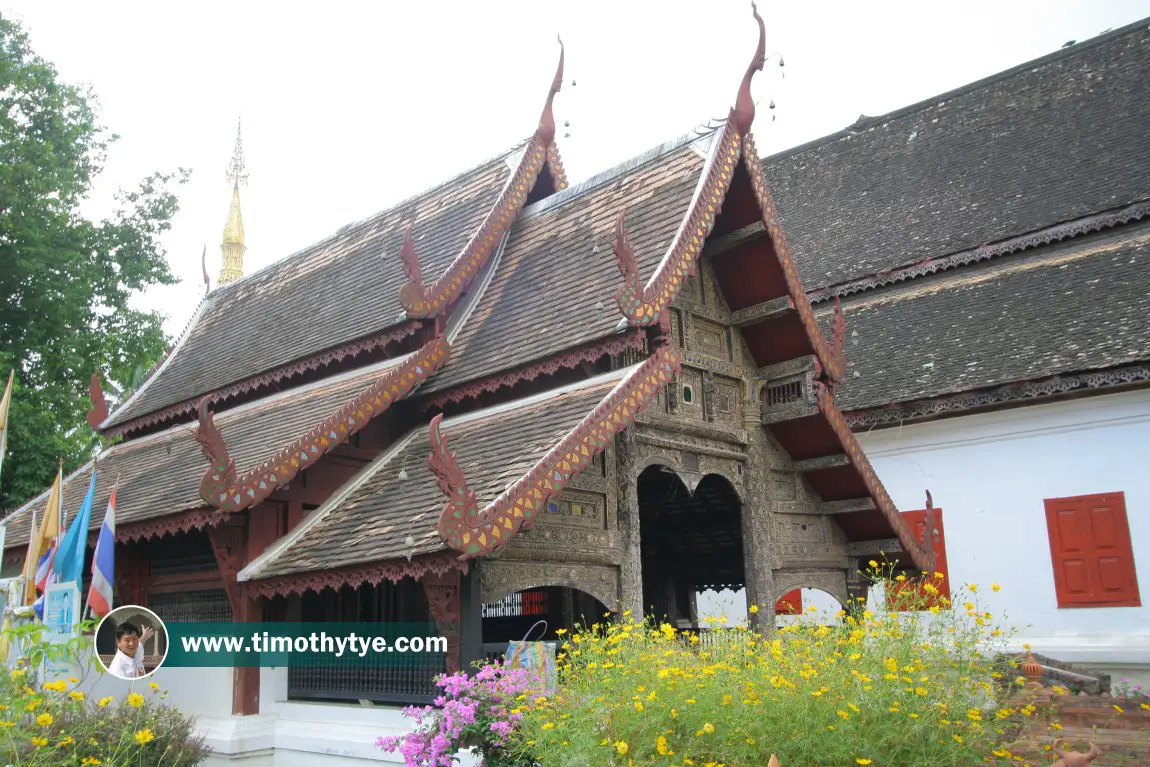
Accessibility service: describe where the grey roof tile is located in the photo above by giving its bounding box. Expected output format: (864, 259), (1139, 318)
(823, 223), (1150, 410)
(762, 22), (1150, 291)
(105, 153), (515, 428)
(256, 375), (619, 577)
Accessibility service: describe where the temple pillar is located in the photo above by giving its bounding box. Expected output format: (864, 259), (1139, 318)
(616, 429), (644, 617)
(741, 395), (777, 633)
(207, 519), (260, 716)
(422, 570), (462, 674)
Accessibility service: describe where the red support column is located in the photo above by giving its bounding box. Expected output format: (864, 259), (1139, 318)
(208, 519), (261, 716)
(421, 571), (462, 674)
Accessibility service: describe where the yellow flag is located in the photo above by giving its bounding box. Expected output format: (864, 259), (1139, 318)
(0, 369), (13, 477)
(23, 464), (62, 605)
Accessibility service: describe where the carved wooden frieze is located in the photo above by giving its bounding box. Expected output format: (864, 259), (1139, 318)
(480, 560), (620, 612)
(771, 569), (850, 607)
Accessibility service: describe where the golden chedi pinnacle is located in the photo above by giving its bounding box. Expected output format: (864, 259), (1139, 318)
(219, 118), (248, 285)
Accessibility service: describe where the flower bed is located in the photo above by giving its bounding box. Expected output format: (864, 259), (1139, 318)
(380, 570), (1047, 766)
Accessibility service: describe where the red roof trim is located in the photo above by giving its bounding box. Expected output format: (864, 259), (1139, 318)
(246, 551), (467, 599)
(195, 337), (451, 513)
(814, 381), (933, 571)
(398, 42), (566, 318)
(429, 343), (682, 558)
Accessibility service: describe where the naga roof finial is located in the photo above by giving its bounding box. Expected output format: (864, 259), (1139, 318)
(733, 2), (767, 136)
(201, 244), (210, 296)
(537, 36), (565, 146)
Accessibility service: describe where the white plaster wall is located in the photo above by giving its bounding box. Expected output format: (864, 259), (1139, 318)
(856, 389), (1150, 671)
(696, 587), (842, 626)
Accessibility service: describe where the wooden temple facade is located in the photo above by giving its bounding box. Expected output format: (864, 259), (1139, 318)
(12, 9), (1145, 717)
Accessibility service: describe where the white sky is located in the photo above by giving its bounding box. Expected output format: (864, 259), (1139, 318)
(4, 0), (1148, 338)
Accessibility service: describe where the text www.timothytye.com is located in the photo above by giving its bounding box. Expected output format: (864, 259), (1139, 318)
(180, 632), (448, 657)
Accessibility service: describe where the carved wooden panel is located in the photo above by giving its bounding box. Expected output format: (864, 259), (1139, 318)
(480, 561), (620, 612)
(692, 318), (729, 360)
(678, 368), (703, 419)
(540, 488), (606, 530)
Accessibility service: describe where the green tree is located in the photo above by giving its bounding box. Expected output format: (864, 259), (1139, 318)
(0, 13), (188, 511)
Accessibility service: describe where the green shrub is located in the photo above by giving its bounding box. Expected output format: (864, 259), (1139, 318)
(0, 620), (210, 766)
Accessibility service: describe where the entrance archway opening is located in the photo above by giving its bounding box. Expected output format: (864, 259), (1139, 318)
(638, 466), (745, 629)
(481, 586), (606, 662)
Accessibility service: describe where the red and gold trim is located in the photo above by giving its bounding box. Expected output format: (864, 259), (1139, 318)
(546, 142), (569, 191)
(814, 381), (934, 572)
(247, 551), (467, 599)
(613, 118), (743, 326)
(398, 42), (565, 319)
(195, 337), (451, 513)
(742, 130), (847, 382)
(430, 344), (683, 558)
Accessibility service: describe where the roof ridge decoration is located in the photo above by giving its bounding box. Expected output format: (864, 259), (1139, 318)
(610, 3), (845, 381)
(428, 343), (682, 559)
(398, 39), (566, 319)
(812, 379), (934, 572)
(195, 336), (451, 512)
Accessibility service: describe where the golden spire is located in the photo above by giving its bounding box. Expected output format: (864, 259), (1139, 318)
(219, 118), (247, 285)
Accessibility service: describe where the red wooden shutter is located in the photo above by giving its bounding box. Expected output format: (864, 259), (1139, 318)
(886, 507), (949, 611)
(774, 589), (802, 615)
(1045, 492), (1140, 608)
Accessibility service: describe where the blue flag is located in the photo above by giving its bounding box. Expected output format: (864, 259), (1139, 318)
(54, 469), (96, 585)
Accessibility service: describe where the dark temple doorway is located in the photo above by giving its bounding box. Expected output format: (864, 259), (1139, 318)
(638, 466), (745, 628)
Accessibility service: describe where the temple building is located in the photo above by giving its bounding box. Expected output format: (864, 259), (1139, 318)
(2, 11), (1147, 764)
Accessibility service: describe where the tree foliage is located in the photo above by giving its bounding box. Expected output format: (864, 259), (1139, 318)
(0, 14), (188, 511)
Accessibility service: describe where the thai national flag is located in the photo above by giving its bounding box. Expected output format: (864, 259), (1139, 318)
(87, 488), (116, 618)
(34, 540), (57, 593)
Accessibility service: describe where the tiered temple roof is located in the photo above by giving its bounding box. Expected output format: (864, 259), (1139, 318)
(5, 16), (1148, 591)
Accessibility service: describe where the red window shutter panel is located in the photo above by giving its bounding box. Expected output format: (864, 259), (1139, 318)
(774, 589), (802, 615)
(1044, 493), (1140, 608)
(886, 508), (950, 611)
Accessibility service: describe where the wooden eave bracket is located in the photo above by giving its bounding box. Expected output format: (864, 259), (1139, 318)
(430, 344), (683, 559)
(397, 39), (565, 319)
(195, 336), (451, 513)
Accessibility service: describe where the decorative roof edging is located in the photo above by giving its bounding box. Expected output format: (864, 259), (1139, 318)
(807, 201), (1150, 304)
(195, 337), (451, 512)
(844, 363), (1150, 429)
(429, 343), (683, 558)
(423, 329), (647, 410)
(742, 130), (846, 383)
(245, 551), (467, 600)
(103, 320), (423, 438)
(78, 508), (225, 548)
(813, 380), (933, 573)
(398, 41), (566, 318)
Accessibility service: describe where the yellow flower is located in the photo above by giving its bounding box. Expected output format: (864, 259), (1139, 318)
(36, 712), (53, 726)
(968, 584), (979, 593)
(614, 741), (629, 755)
(134, 728), (156, 745)
(10, 669), (25, 679)
(869, 560), (879, 568)
(82, 758), (103, 766)
(991, 583), (1001, 592)
(31, 737), (48, 747)
(657, 735), (670, 755)
(748, 604), (759, 614)
(69, 691), (85, 701)
(1113, 704), (1124, 713)
(702, 722), (715, 734)
(58, 736), (75, 746)
(68, 677), (79, 683)
(127, 693), (145, 707)
(97, 696), (114, 707)
(0, 721), (13, 728)
(42, 680), (67, 692)
(149, 681), (160, 691)
(541, 722), (554, 730)
(857, 761), (873, 766)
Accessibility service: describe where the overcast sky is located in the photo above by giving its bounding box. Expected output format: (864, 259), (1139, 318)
(4, 1), (1148, 338)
